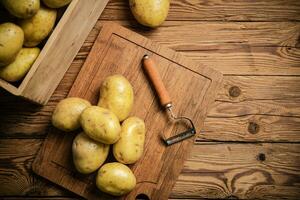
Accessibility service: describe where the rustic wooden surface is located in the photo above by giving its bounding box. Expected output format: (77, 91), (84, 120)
(32, 22), (222, 200)
(0, 0), (299, 199)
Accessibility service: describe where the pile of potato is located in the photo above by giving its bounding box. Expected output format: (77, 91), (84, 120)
(52, 75), (146, 196)
(0, 0), (72, 82)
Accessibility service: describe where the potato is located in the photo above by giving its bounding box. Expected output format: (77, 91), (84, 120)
(80, 106), (121, 144)
(129, 0), (170, 28)
(42, 0), (72, 8)
(2, 0), (40, 19)
(19, 6), (57, 47)
(98, 75), (134, 121)
(96, 162), (136, 196)
(0, 23), (24, 67)
(72, 132), (109, 174)
(52, 97), (91, 132)
(113, 117), (145, 164)
(0, 48), (40, 82)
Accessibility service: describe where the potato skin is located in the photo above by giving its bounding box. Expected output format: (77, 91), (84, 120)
(0, 23), (24, 67)
(19, 6), (57, 47)
(80, 106), (121, 144)
(96, 162), (136, 196)
(0, 48), (40, 82)
(98, 75), (134, 122)
(2, 0), (40, 19)
(129, 0), (170, 28)
(72, 132), (109, 174)
(42, 0), (72, 8)
(113, 117), (145, 164)
(52, 97), (91, 132)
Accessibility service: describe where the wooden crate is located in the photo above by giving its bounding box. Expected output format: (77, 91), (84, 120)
(0, 0), (109, 105)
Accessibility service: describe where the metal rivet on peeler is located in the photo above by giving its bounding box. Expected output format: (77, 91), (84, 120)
(257, 153), (266, 161)
(248, 122), (260, 134)
(229, 86), (241, 97)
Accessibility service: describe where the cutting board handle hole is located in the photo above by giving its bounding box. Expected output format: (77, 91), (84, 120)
(136, 193), (150, 200)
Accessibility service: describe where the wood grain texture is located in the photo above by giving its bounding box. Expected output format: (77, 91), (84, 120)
(32, 22), (222, 200)
(199, 114), (300, 142)
(0, 139), (69, 197)
(1, 76), (299, 142)
(86, 21), (300, 50)
(172, 143), (300, 199)
(181, 46), (300, 75)
(218, 76), (300, 102)
(1, 140), (300, 199)
(1, 19), (299, 140)
(0, 0), (299, 198)
(77, 21), (300, 75)
(100, 0), (300, 21)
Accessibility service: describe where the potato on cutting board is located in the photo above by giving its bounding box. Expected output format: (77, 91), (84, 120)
(98, 74), (134, 122)
(96, 162), (136, 196)
(72, 132), (109, 174)
(52, 97), (91, 132)
(80, 106), (121, 144)
(113, 117), (146, 164)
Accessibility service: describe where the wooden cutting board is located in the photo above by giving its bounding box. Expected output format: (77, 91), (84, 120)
(33, 22), (223, 200)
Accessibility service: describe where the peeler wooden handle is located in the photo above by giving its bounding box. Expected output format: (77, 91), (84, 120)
(142, 55), (172, 108)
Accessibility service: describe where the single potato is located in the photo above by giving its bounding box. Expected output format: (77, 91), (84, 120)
(52, 97), (91, 132)
(72, 132), (109, 174)
(19, 6), (57, 47)
(80, 106), (121, 144)
(42, 0), (72, 8)
(113, 117), (145, 164)
(2, 0), (40, 19)
(0, 23), (24, 67)
(0, 48), (40, 82)
(96, 162), (136, 196)
(129, 0), (170, 28)
(98, 75), (134, 121)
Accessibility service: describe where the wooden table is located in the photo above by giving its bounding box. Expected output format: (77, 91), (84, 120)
(0, 0), (300, 199)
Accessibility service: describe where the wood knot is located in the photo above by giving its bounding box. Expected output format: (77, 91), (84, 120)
(258, 153), (266, 161)
(248, 122), (259, 134)
(229, 86), (241, 97)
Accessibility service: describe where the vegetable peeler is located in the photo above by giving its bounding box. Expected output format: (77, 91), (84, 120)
(142, 55), (196, 146)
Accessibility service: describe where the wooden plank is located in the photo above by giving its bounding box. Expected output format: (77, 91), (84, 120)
(78, 21), (300, 75)
(199, 114), (300, 142)
(1, 139), (300, 199)
(171, 143), (300, 199)
(86, 21), (300, 50)
(0, 139), (68, 197)
(100, 0), (300, 21)
(181, 46), (300, 75)
(209, 99), (300, 118)
(196, 76), (300, 142)
(218, 76), (300, 102)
